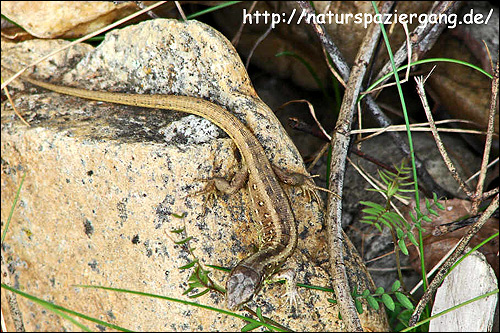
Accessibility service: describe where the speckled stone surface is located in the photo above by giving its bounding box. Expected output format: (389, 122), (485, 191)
(1, 19), (388, 331)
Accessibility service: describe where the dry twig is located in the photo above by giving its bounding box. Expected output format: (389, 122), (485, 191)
(1, 84), (31, 126)
(414, 73), (474, 198)
(408, 194), (499, 326)
(374, 1), (459, 84)
(297, 1), (392, 331)
(299, 1), (450, 197)
(471, 53), (499, 214)
(409, 55), (499, 329)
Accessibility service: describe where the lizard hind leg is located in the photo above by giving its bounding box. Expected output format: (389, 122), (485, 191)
(264, 267), (300, 309)
(271, 165), (340, 202)
(271, 165), (321, 202)
(211, 164), (248, 195)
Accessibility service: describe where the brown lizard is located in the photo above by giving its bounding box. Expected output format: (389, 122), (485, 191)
(5, 68), (318, 310)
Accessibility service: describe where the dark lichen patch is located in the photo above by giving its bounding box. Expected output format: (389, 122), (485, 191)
(88, 259), (99, 273)
(5, 91), (190, 145)
(107, 310), (116, 320)
(117, 199), (128, 224)
(131, 234), (140, 244)
(84, 219), (94, 237)
(298, 226), (309, 240)
(154, 195), (176, 229)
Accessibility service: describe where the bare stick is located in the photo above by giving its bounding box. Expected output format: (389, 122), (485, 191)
(245, 23), (273, 70)
(414, 73), (474, 198)
(297, 1), (449, 197)
(471, 54), (499, 214)
(174, 1), (187, 21)
(408, 193), (499, 326)
(297, 1), (392, 331)
(363, 21), (412, 94)
(465, 157), (499, 185)
(279, 99), (331, 140)
(1, 83), (30, 127)
(374, 2), (459, 84)
(231, 1), (258, 46)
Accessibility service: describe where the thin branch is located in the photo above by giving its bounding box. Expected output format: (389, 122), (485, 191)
(465, 157), (499, 185)
(364, 2), (461, 198)
(306, 142), (330, 173)
(482, 187), (499, 200)
(414, 74), (474, 198)
(409, 240), (461, 295)
(298, 3), (350, 81)
(351, 122), (493, 139)
(231, 1), (258, 46)
(174, 1), (187, 21)
(297, 1), (392, 331)
(347, 156), (410, 206)
(364, 96), (450, 197)
(1, 83), (31, 126)
(279, 99), (331, 140)
(374, 2), (459, 84)
(408, 193), (499, 326)
(297, 0), (450, 197)
(472, 54), (499, 214)
(363, 21), (412, 94)
(245, 23), (273, 70)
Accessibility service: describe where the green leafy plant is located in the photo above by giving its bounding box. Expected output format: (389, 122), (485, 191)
(358, 158), (445, 327)
(360, 159), (446, 254)
(169, 224), (290, 332)
(352, 280), (414, 315)
(169, 224), (225, 298)
(359, 159), (418, 255)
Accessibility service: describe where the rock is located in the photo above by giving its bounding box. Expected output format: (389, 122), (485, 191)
(1, 19), (388, 331)
(429, 250), (498, 332)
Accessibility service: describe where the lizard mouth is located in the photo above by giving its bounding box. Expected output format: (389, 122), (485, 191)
(226, 265), (262, 310)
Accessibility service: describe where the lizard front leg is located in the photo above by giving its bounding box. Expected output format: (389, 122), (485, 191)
(211, 165), (248, 195)
(265, 267), (299, 308)
(189, 165), (248, 207)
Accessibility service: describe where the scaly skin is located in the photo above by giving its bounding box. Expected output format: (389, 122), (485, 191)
(7, 70), (298, 309)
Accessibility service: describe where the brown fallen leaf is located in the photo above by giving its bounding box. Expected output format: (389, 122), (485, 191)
(403, 198), (499, 278)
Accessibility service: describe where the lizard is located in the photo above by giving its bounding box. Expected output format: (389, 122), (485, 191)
(4, 68), (317, 310)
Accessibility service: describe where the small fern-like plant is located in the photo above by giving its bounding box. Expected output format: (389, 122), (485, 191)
(359, 159), (445, 290)
(359, 159), (418, 255)
(169, 223), (288, 331)
(169, 223), (225, 299)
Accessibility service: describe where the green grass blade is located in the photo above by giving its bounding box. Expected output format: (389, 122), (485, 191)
(1, 284), (131, 331)
(186, 1), (242, 20)
(74, 284), (288, 332)
(401, 289), (499, 331)
(362, 58), (493, 99)
(2, 172), (26, 243)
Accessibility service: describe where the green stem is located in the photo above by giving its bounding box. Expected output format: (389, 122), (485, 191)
(371, 1), (428, 317)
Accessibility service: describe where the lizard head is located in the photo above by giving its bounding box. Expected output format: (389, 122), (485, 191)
(226, 265), (262, 310)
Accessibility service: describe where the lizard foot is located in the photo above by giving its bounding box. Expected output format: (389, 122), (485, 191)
(271, 165), (339, 202)
(186, 178), (218, 211)
(267, 268), (300, 309)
